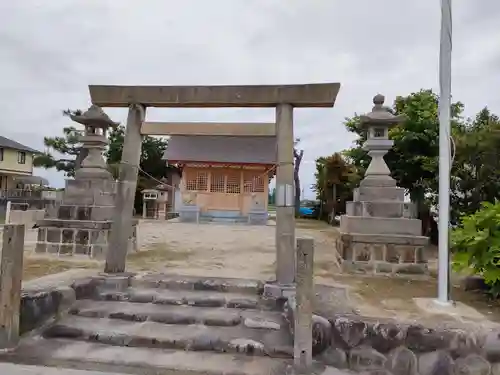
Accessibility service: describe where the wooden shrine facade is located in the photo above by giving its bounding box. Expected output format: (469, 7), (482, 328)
(178, 162), (275, 217)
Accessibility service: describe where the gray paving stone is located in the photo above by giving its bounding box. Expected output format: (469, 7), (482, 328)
(42, 315), (291, 357)
(0, 363), (128, 375)
(69, 300), (283, 328)
(4, 338), (290, 375)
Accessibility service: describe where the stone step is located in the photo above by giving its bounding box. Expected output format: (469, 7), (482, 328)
(4, 338), (290, 375)
(43, 315), (292, 358)
(95, 287), (276, 310)
(130, 274), (264, 295)
(0, 363), (130, 375)
(69, 300), (285, 329)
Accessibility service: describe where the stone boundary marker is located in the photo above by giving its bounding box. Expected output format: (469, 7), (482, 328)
(0, 224), (25, 349)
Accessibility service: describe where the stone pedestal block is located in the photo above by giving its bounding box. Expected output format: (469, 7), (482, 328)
(337, 233), (429, 275)
(346, 200), (416, 219)
(179, 205), (200, 223)
(63, 179), (116, 206)
(35, 219), (137, 259)
(353, 186), (405, 202)
(248, 209), (268, 225)
(340, 215), (422, 236)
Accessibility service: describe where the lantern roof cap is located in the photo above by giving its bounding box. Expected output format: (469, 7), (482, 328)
(70, 105), (119, 128)
(360, 94), (406, 127)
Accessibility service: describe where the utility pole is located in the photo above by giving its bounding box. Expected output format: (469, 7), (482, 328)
(436, 0), (452, 305)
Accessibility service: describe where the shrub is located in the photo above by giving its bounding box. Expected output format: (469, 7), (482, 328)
(451, 201), (500, 297)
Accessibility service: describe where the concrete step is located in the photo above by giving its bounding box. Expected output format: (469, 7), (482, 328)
(43, 315), (293, 358)
(129, 274), (264, 295)
(69, 300), (286, 329)
(95, 287), (276, 310)
(3, 338), (291, 375)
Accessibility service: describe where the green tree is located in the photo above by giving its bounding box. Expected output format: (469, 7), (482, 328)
(451, 108), (500, 220)
(33, 110), (86, 177)
(106, 125), (173, 213)
(313, 152), (359, 221)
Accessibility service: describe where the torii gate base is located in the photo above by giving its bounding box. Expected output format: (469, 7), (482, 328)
(88, 84), (341, 292)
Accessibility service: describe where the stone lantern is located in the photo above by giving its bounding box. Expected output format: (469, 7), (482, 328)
(359, 94), (405, 188)
(34, 105), (138, 259)
(337, 94), (429, 276)
(69, 105), (119, 180)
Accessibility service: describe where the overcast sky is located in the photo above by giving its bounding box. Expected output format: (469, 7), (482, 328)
(1, 1), (499, 198)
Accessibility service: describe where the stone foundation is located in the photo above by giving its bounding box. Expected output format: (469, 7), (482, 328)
(35, 218), (137, 258)
(337, 233), (429, 275)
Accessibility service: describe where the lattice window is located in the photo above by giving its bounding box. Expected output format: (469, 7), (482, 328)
(253, 175), (265, 192)
(185, 170), (208, 191)
(226, 171), (241, 194)
(210, 171), (225, 192)
(243, 172), (265, 193)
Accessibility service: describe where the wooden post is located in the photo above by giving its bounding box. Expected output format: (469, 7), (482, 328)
(294, 237), (314, 374)
(0, 224), (25, 349)
(105, 104), (145, 274)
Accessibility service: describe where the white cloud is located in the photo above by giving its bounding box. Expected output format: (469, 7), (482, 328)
(1, 0), (499, 197)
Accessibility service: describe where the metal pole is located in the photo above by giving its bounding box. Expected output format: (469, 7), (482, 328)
(437, 0), (452, 304)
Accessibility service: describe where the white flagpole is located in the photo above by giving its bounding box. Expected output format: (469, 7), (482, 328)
(437, 0), (452, 304)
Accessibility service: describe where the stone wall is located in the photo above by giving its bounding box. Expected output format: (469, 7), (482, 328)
(321, 314), (500, 374)
(283, 292), (500, 374)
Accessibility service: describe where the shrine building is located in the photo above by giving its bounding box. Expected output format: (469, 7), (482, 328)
(163, 135), (276, 224)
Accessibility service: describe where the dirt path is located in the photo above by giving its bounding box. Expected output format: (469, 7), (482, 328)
(132, 219), (341, 280)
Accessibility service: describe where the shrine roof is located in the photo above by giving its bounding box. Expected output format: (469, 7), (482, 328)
(163, 135), (277, 165)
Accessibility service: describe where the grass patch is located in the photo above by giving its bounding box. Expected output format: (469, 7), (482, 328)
(23, 258), (96, 281)
(296, 219), (335, 230)
(336, 274), (500, 322)
(127, 242), (193, 271)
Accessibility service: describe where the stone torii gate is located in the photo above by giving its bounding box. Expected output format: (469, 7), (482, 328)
(88, 83), (341, 290)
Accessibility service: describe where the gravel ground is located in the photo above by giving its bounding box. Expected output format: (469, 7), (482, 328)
(134, 219), (341, 280)
(0, 221), (341, 282)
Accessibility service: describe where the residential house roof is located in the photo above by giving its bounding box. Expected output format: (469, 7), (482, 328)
(0, 136), (41, 154)
(163, 135), (277, 165)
